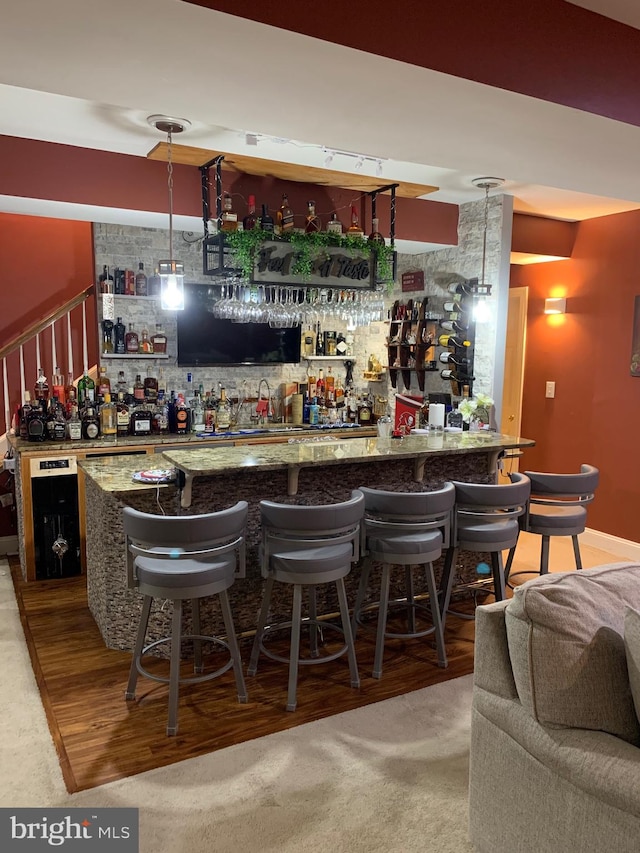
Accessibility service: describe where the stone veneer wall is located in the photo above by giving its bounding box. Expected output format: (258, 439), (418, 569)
(94, 198), (506, 418)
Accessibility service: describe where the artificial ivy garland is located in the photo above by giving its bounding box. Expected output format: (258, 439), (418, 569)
(225, 228), (395, 290)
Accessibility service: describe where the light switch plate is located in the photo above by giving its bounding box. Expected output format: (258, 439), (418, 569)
(545, 381), (556, 398)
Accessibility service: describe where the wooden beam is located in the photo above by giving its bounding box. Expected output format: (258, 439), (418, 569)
(147, 143), (438, 199)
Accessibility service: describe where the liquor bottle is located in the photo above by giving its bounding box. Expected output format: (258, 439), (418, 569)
(325, 367), (335, 401)
(114, 317), (126, 354)
(368, 217), (385, 244)
(81, 405), (100, 440)
(324, 331), (337, 356)
(51, 367), (65, 403)
(216, 386), (231, 431)
(301, 326), (316, 358)
(18, 391), (32, 440)
(346, 205), (364, 237)
(66, 404), (82, 441)
(45, 397), (67, 441)
(334, 375), (345, 411)
(260, 204), (275, 233)
(357, 394), (373, 425)
(190, 392), (206, 433)
(97, 365), (111, 399)
(336, 332), (348, 356)
(147, 267), (161, 298)
(64, 372), (77, 417)
(139, 327), (153, 354)
(446, 403), (464, 430)
(133, 373), (145, 404)
(315, 323), (325, 356)
(305, 200), (321, 234)
(101, 319), (114, 354)
(99, 264), (114, 294)
(34, 367), (49, 402)
(174, 393), (190, 434)
(130, 401), (153, 437)
(135, 262), (148, 296)
(125, 269), (136, 296)
(143, 366), (158, 403)
(99, 392), (117, 438)
(26, 400), (47, 442)
(316, 369), (325, 405)
(243, 194), (258, 231)
(152, 390), (169, 435)
(326, 213), (343, 235)
(151, 323), (167, 354)
(125, 323), (139, 354)
(277, 193), (295, 234)
(116, 370), (127, 395)
(114, 267), (125, 295)
(116, 392), (130, 437)
(221, 193), (238, 231)
(77, 370), (96, 409)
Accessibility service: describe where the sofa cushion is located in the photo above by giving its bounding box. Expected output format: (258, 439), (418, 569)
(505, 563), (640, 745)
(624, 607), (640, 725)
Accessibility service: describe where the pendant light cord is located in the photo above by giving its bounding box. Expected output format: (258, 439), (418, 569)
(167, 128), (174, 264)
(480, 183), (489, 290)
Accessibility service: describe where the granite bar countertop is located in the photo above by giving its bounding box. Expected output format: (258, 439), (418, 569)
(162, 431), (534, 477)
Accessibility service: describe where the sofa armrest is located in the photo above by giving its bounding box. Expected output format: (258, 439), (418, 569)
(474, 600), (518, 699)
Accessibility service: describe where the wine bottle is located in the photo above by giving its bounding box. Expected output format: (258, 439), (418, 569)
(243, 195), (258, 231)
(260, 204), (275, 233)
(368, 217), (385, 244)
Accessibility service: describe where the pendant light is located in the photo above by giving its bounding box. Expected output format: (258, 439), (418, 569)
(147, 114), (191, 310)
(471, 177), (504, 322)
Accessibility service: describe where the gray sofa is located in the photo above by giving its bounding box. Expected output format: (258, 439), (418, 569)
(469, 563), (640, 853)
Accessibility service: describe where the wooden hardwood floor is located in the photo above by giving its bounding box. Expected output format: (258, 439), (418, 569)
(9, 532), (629, 794)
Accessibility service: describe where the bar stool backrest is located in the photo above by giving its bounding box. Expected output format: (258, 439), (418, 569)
(524, 464), (599, 504)
(451, 473), (531, 544)
(259, 490), (365, 576)
(357, 483), (455, 550)
(123, 501), (249, 587)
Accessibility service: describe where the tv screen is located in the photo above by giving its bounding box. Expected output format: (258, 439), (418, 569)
(177, 283), (301, 366)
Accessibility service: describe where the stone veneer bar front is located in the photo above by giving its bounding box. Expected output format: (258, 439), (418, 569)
(80, 431), (534, 653)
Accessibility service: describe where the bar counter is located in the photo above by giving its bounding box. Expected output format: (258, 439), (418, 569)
(80, 430), (534, 653)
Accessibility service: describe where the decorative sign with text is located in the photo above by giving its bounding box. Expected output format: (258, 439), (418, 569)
(401, 270), (425, 292)
(251, 241), (375, 289)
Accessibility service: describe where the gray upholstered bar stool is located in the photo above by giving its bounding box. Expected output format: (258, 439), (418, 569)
(439, 474), (531, 622)
(352, 483), (455, 678)
(123, 501), (249, 736)
(248, 490), (364, 712)
(505, 464), (599, 584)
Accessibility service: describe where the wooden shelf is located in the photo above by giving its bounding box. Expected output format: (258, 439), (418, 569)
(147, 143), (438, 200)
(102, 353), (170, 359)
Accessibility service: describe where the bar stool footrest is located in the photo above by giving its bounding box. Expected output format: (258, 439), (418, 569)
(134, 633), (235, 687)
(258, 619), (349, 667)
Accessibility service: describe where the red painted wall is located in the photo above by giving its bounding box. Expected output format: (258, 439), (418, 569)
(0, 213), (97, 425)
(188, 0), (640, 127)
(511, 208), (640, 541)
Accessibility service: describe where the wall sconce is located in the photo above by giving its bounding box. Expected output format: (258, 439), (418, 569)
(147, 113), (191, 311)
(544, 297), (567, 314)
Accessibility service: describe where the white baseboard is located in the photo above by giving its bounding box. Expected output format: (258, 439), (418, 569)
(0, 535), (18, 556)
(581, 528), (640, 562)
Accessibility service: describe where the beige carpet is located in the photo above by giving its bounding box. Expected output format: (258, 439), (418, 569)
(0, 559), (474, 852)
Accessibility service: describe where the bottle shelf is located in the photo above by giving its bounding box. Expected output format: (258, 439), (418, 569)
(301, 356), (356, 362)
(101, 294), (161, 301)
(101, 353), (170, 359)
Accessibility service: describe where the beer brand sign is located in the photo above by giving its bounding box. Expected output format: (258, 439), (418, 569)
(251, 241), (375, 289)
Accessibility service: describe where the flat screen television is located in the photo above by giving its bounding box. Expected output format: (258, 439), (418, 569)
(177, 283), (301, 366)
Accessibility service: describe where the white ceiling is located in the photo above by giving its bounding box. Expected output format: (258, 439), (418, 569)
(2, 0), (640, 244)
